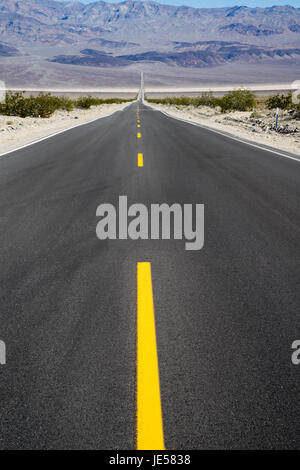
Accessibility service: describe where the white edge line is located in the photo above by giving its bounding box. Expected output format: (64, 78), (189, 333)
(145, 103), (300, 163)
(0, 100), (135, 159)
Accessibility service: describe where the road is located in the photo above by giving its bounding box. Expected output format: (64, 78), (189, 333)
(0, 101), (300, 450)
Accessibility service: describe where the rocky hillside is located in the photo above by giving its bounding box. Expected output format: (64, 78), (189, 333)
(50, 43), (300, 68)
(0, 0), (299, 47)
(0, 41), (21, 56)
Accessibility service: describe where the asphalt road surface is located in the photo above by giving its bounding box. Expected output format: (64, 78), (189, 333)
(0, 101), (300, 450)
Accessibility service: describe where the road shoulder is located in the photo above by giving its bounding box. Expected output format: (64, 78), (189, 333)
(145, 101), (300, 160)
(0, 102), (132, 157)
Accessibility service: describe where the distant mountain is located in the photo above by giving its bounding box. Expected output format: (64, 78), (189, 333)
(0, 41), (21, 56)
(0, 0), (299, 47)
(51, 48), (131, 66)
(289, 24), (300, 33)
(1, 0), (300, 78)
(218, 23), (284, 36)
(50, 43), (300, 68)
(87, 38), (139, 48)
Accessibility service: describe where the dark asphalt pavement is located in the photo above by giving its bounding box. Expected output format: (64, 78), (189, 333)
(0, 101), (300, 449)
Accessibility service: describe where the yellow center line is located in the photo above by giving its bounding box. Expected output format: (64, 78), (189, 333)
(137, 132), (142, 139)
(138, 153), (143, 167)
(137, 124), (141, 128)
(137, 262), (165, 450)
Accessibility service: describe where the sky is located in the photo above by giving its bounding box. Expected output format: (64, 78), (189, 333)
(77, 0), (300, 6)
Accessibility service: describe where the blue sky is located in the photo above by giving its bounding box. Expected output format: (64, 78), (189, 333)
(78, 0), (300, 6)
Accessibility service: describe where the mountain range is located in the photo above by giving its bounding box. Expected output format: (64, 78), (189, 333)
(0, 0), (300, 88)
(0, 0), (299, 48)
(50, 43), (300, 68)
(0, 41), (21, 57)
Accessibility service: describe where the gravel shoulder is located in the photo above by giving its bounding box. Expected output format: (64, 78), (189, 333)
(0, 102), (131, 155)
(146, 102), (300, 156)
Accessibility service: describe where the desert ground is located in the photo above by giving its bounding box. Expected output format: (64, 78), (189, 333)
(1, 56), (300, 89)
